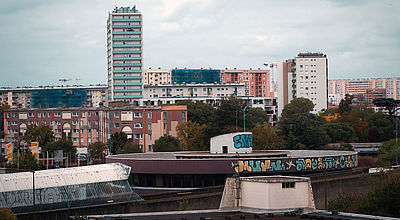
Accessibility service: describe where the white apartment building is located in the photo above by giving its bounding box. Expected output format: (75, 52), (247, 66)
(107, 6), (143, 105)
(143, 69), (172, 85)
(277, 53), (328, 117)
(141, 83), (277, 123)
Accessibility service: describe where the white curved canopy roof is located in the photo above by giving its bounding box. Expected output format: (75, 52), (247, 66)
(0, 163), (131, 192)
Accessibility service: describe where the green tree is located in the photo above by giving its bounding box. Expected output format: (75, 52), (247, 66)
(322, 122), (355, 143)
(0, 207), (17, 220)
(280, 97), (314, 118)
(278, 113), (328, 150)
(378, 139), (398, 164)
(23, 125), (54, 149)
(245, 107), (270, 129)
(119, 142), (142, 154)
(251, 123), (285, 150)
(177, 100), (216, 125)
(89, 142), (108, 163)
(5, 150), (40, 171)
(45, 139), (76, 155)
(177, 121), (207, 151)
(367, 112), (394, 142)
(338, 112), (368, 142)
(338, 94), (354, 113)
(109, 132), (129, 154)
(373, 98), (400, 121)
(153, 135), (181, 152)
(329, 173), (400, 218)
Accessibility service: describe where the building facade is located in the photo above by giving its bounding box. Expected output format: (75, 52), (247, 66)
(143, 69), (172, 85)
(0, 85), (107, 108)
(107, 6), (143, 104)
(171, 69), (220, 84)
(3, 105), (187, 153)
(221, 69), (272, 97)
(277, 53), (328, 117)
(328, 77), (400, 105)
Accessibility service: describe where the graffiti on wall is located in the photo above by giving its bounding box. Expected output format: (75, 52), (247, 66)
(233, 134), (252, 149)
(233, 155), (358, 173)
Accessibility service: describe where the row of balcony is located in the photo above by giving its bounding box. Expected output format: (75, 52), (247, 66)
(112, 44), (142, 48)
(112, 50), (142, 54)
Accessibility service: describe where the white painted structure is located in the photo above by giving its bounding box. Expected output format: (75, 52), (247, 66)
(210, 132), (252, 154)
(220, 176), (315, 210)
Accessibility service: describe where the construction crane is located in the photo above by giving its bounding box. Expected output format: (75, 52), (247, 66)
(59, 78), (72, 83)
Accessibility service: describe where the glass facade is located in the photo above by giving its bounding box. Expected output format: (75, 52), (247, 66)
(30, 89), (86, 108)
(172, 69), (221, 84)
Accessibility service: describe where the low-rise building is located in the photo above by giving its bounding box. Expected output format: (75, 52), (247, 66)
(0, 85), (107, 108)
(3, 105), (187, 153)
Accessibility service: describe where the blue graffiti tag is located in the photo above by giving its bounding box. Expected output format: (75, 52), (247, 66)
(233, 134), (253, 149)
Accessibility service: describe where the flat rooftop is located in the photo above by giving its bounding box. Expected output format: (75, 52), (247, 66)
(107, 150), (357, 161)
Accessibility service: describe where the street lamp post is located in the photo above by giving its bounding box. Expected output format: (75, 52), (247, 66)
(396, 109), (399, 165)
(243, 103), (251, 132)
(32, 170), (36, 220)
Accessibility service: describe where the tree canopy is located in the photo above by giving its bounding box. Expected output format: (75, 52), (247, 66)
(176, 121), (207, 151)
(322, 122), (355, 143)
(109, 132), (129, 154)
(23, 125), (54, 148)
(5, 150), (40, 171)
(280, 97), (314, 118)
(153, 135), (181, 152)
(44, 139), (76, 154)
(250, 123), (285, 150)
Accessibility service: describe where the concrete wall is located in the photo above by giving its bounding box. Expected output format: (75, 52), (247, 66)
(210, 132), (252, 154)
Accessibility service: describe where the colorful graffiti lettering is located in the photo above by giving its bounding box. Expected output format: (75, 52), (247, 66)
(233, 134), (252, 149)
(233, 154), (358, 173)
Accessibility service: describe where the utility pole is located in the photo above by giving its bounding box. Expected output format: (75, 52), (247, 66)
(243, 103), (251, 132)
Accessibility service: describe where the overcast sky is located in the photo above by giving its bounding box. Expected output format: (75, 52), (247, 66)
(0, 0), (399, 87)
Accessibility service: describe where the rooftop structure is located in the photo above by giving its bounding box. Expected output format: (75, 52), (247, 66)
(0, 163), (143, 214)
(107, 149), (358, 196)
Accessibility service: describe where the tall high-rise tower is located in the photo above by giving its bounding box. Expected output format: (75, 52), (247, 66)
(277, 53), (328, 117)
(107, 6), (143, 105)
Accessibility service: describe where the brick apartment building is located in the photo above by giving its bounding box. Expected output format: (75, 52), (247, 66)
(3, 105), (187, 153)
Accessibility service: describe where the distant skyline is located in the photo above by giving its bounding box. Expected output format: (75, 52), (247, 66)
(0, 0), (399, 87)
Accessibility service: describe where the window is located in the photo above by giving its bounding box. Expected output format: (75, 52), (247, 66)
(135, 134), (143, 139)
(48, 113), (51, 117)
(54, 112), (61, 117)
(163, 112), (167, 119)
(148, 134), (152, 140)
(148, 123), (152, 130)
(38, 113), (41, 118)
(72, 112), (79, 116)
(114, 112), (120, 118)
(282, 182), (295, 188)
(147, 112), (152, 119)
(55, 121), (61, 125)
(134, 123), (143, 128)
(28, 112), (34, 117)
(134, 112), (143, 118)
(11, 121), (18, 125)
(148, 144), (152, 151)
(73, 129), (79, 133)
(115, 123), (120, 128)
(72, 138), (79, 142)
